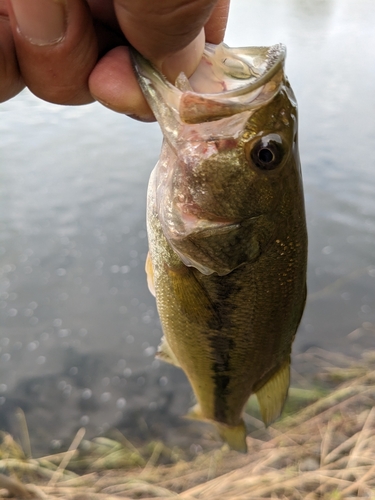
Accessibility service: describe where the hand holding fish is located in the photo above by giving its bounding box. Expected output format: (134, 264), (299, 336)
(0, 0), (229, 117)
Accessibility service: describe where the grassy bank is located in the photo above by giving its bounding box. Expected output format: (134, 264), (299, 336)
(1, 348), (375, 499)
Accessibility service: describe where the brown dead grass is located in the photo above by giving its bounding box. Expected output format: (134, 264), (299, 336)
(1, 348), (375, 500)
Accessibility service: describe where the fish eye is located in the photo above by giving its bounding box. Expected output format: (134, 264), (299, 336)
(258, 148), (274, 163)
(247, 134), (285, 171)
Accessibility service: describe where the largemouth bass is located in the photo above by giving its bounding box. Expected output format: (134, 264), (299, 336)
(131, 43), (307, 452)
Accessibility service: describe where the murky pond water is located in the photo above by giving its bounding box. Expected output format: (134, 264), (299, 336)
(1, 0), (374, 455)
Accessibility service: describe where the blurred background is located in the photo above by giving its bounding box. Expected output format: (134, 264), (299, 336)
(0, 0), (374, 456)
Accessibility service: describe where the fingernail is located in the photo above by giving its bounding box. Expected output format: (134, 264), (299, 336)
(160, 29), (205, 82)
(126, 113), (156, 123)
(93, 95), (155, 122)
(10, 0), (67, 46)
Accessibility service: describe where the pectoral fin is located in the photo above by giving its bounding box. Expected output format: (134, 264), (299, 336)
(156, 336), (180, 367)
(145, 252), (155, 297)
(255, 358), (290, 426)
(166, 264), (221, 328)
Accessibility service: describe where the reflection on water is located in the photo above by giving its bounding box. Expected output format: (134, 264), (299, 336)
(0, 0), (374, 454)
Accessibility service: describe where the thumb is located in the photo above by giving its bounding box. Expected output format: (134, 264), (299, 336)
(113, 0), (220, 80)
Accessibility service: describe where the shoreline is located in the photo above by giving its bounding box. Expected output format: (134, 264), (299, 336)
(1, 347), (375, 499)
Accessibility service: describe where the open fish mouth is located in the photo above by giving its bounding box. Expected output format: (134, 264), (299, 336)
(131, 43), (286, 127)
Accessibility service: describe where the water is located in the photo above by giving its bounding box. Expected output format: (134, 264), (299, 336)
(0, 0), (374, 454)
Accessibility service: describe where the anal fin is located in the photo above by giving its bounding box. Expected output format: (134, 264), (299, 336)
(186, 405), (247, 453)
(216, 420), (247, 453)
(255, 357), (290, 426)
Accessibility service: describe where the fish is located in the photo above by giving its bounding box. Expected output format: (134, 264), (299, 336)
(131, 43), (307, 453)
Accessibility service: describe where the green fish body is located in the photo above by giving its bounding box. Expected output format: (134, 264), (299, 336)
(132, 43), (307, 452)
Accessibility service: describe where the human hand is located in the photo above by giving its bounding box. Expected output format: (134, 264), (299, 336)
(0, 0), (229, 120)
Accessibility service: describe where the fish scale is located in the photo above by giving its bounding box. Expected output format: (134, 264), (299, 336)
(131, 42), (307, 452)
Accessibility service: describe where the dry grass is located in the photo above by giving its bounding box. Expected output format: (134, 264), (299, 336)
(1, 348), (375, 500)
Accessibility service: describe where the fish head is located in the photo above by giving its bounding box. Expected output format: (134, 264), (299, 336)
(132, 44), (301, 275)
